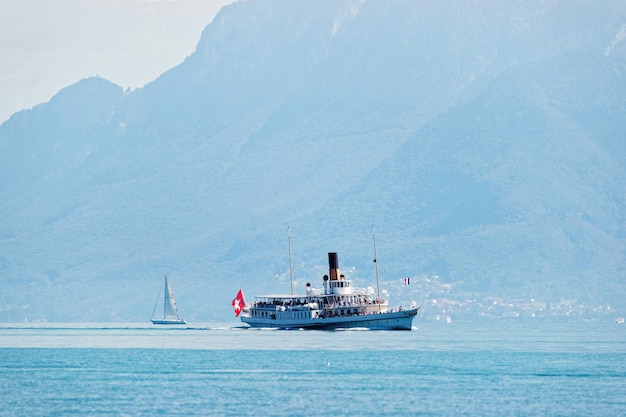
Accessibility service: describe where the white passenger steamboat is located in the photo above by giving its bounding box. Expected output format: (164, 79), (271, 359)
(234, 232), (419, 330)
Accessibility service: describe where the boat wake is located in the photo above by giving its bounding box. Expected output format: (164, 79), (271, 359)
(335, 327), (370, 331)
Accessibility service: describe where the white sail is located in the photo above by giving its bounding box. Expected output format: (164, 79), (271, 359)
(163, 276), (180, 319)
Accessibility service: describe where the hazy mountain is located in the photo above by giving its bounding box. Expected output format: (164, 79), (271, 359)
(1, 0), (625, 322)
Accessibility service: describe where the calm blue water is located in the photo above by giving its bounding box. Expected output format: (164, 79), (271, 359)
(1, 323), (625, 416)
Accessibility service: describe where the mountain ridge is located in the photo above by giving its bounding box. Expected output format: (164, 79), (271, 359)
(0, 0), (624, 322)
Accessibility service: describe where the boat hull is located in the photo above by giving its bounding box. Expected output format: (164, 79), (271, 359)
(241, 308), (418, 330)
(151, 319), (187, 325)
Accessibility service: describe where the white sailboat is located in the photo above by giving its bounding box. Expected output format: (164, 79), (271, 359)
(151, 275), (186, 325)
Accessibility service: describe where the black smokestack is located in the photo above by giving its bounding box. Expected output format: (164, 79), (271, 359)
(328, 252), (340, 281)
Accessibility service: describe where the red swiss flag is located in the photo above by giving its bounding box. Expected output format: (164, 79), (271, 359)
(231, 289), (246, 317)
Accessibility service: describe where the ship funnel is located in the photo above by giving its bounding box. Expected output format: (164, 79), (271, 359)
(328, 252), (341, 281)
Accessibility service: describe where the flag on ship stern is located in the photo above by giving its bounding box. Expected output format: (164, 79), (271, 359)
(231, 289), (246, 317)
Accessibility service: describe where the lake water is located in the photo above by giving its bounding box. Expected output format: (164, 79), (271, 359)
(1, 323), (624, 416)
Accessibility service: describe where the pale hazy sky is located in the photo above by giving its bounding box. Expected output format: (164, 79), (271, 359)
(0, 0), (235, 124)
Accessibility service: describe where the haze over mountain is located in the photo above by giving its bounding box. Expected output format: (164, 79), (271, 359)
(0, 0), (233, 124)
(1, 0), (625, 323)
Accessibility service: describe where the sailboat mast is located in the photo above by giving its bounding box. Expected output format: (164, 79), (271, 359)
(288, 226), (294, 295)
(163, 275), (168, 318)
(372, 225), (382, 313)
